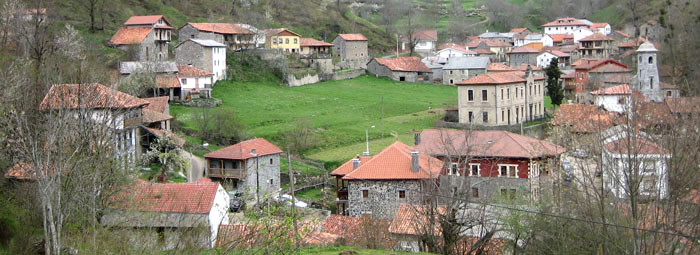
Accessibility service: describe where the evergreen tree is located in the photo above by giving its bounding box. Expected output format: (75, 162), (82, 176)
(545, 58), (564, 106)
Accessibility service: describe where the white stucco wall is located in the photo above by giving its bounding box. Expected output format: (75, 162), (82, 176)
(180, 77), (213, 89)
(544, 25), (587, 35)
(594, 94), (630, 113)
(211, 47), (227, 82)
(541, 35), (554, 47)
(573, 28), (594, 43)
(207, 184), (230, 248)
(603, 150), (669, 199)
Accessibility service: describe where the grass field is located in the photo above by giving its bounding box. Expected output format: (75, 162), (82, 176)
(171, 75), (457, 165)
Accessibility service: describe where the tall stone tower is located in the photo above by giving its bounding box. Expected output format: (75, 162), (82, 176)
(635, 42), (661, 102)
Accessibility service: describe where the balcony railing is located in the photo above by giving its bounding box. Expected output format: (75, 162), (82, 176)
(207, 168), (246, 179)
(337, 187), (348, 200)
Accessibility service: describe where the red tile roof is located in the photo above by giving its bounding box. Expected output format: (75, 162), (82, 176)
(337, 34), (367, 41)
(604, 74), (633, 84)
(330, 155), (372, 176)
(590, 23), (609, 29)
(605, 137), (669, 155)
(177, 65), (213, 77)
(574, 58), (628, 71)
(142, 109), (173, 123)
(473, 48), (495, 55)
(549, 33), (573, 42)
(264, 28), (300, 37)
(614, 30), (631, 38)
(579, 33), (613, 42)
(636, 101), (676, 127)
(388, 204), (444, 236)
(40, 83), (149, 110)
(548, 50), (570, 57)
(111, 182), (220, 214)
(552, 104), (616, 133)
(4, 162), (36, 180)
(487, 62), (516, 72)
(589, 63), (631, 73)
(456, 72), (525, 85)
(508, 46), (539, 54)
(124, 15), (171, 27)
(514, 64), (543, 72)
(186, 23), (252, 35)
(510, 28), (529, 33)
(665, 97), (700, 113)
(155, 75), (181, 88)
(204, 138), (282, 160)
(373, 57), (432, 73)
(591, 84), (632, 95)
(108, 27), (152, 45)
(321, 215), (362, 238)
(542, 17), (588, 27)
(467, 39), (511, 48)
(143, 96), (169, 114)
(340, 141), (442, 180)
(300, 38), (333, 47)
(415, 129), (565, 159)
(523, 42), (544, 51)
(401, 30), (438, 41)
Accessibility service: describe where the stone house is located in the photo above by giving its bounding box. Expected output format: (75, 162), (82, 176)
(204, 138), (282, 201)
(466, 39), (512, 63)
(177, 22), (255, 50)
(455, 70), (546, 126)
(108, 15), (172, 61)
(330, 142), (442, 219)
(507, 46), (539, 67)
(550, 34), (575, 46)
(264, 28), (301, 53)
(119, 61), (178, 78)
(367, 56), (432, 82)
(299, 38), (333, 56)
(442, 56), (490, 85)
(101, 181), (230, 249)
(332, 34), (369, 69)
(177, 65), (214, 100)
(414, 129), (566, 202)
(578, 33), (614, 59)
(400, 30), (438, 53)
(140, 96), (185, 152)
(478, 31), (513, 44)
(573, 58), (631, 94)
(591, 84), (633, 113)
(175, 39), (227, 82)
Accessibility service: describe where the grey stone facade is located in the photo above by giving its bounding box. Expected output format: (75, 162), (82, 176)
(443, 68), (486, 85)
(508, 52), (538, 67)
(178, 24), (223, 43)
(367, 59), (425, 82)
(175, 40), (208, 70)
(243, 154), (281, 200)
(347, 180), (423, 219)
(438, 175), (531, 202)
(332, 37), (368, 69)
(118, 30), (169, 62)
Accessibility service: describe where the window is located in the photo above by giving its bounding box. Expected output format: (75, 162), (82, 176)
(285, 38), (289, 44)
(642, 160), (656, 174)
(649, 76), (654, 89)
(507, 88), (510, 99)
(450, 70), (453, 75)
(294, 38), (298, 44)
(181, 79), (187, 85)
(270, 179), (274, 185)
(270, 158), (274, 165)
(499, 164), (518, 177)
(641, 179), (655, 193)
(501, 188), (517, 199)
(482, 112), (488, 123)
(667, 91), (672, 97)
(468, 90), (474, 101)
(501, 89), (504, 100)
(273, 38), (277, 44)
(648, 56), (653, 64)
(472, 187), (479, 198)
(470, 164), (480, 176)
(450, 79), (454, 85)
(399, 190), (406, 199)
(638, 55), (642, 63)
(449, 163), (459, 175)
(618, 97), (626, 104)
(482, 89), (488, 101)
(468, 111), (473, 123)
(362, 190), (368, 199)
(501, 110), (505, 122)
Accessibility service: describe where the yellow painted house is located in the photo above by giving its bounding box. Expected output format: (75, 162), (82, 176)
(264, 28), (301, 53)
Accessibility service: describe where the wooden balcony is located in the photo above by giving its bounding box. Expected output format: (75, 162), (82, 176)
(123, 116), (142, 128)
(337, 187), (348, 201)
(207, 168), (246, 179)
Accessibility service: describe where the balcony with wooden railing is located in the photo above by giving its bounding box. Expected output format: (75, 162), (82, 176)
(207, 168), (246, 179)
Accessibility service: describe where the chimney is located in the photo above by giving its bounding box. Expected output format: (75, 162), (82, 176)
(352, 155), (360, 170)
(411, 151), (419, 173)
(414, 133), (421, 145)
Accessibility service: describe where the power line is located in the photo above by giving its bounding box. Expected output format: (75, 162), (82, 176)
(415, 191), (700, 240)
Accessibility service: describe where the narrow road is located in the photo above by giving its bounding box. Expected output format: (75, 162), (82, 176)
(181, 150), (206, 182)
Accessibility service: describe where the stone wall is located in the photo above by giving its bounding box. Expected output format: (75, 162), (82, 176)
(320, 69), (365, 81)
(332, 37), (368, 69)
(435, 120), (549, 139)
(242, 154), (281, 200)
(301, 58), (334, 74)
(286, 73), (320, 87)
(175, 41), (206, 70)
(178, 25), (223, 43)
(347, 180), (422, 219)
(438, 175), (531, 202)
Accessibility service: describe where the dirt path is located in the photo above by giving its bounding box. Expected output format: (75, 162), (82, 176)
(181, 150), (206, 182)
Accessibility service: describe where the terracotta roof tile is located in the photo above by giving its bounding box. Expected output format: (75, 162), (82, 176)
(473, 48), (495, 55)
(264, 28), (300, 37)
(523, 42), (544, 51)
(614, 30), (631, 38)
(549, 33), (573, 42)
(542, 17), (588, 27)
(665, 97), (700, 113)
(549, 50), (570, 57)
(552, 104), (616, 133)
(487, 62), (516, 72)
(388, 204), (444, 236)
(186, 23), (252, 35)
(579, 33), (613, 42)
(142, 109), (173, 123)
(591, 84), (632, 95)
(415, 129), (565, 159)
(605, 137), (669, 155)
(373, 57), (432, 73)
(467, 39), (511, 48)
(636, 102), (675, 127)
(510, 28), (529, 33)
(330, 156), (372, 176)
(177, 65), (213, 77)
(155, 75), (181, 88)
(4, 162), (35, 180)
(321, 215), (362, 238)
(508, 46), (539, 54)
(300, 38), (333, 47)
(340, 141), (442, 180)
(109, 27), (152, 45)
(124, 15), (171, 27)
(143, 96), (169, 114)
(590, 23), (609, 29)
(456, 72), (525, 85)
(110, 182), (220, 214)
(401, 30), (438, 41)
(337, 34), (367, 41)
(589, 63), (631, 73)
(40, 83), (149, 110)
(604, 74), (633, 84)
(204, 138), (282, 160)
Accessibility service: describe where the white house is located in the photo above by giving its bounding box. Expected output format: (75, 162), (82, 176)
(591, 84), (632, 113)
(101, 181), (230, 249)
(541, 34), (554, 47)
(602, 131), (670, 200)
(177, 65), (214, 100)
(436, 47), (477, 63)
(401, 30), (438, 53)
(590, 23), (612, 35)
(537, 50), (570, 68)
(175, 39), (227, 82)
(573, 27), (594, 43)
(542, 17), (590, 35)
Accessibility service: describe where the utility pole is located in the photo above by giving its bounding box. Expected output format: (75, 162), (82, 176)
(287, 149), (299, 250)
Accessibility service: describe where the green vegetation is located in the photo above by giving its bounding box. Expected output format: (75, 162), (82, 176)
(280, 157), (325, 176)
(171, 75), (456, 166)
(295, 187), (324, 201)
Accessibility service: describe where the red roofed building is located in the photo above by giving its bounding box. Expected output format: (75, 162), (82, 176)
(204, 138), (283, 199)
(178, 22), (255, 50)
(330, 142), (441, 218)
(102, 182), (230, 249)
(549, 34), (575, 46)
(367, 56), (432, 82)
(507, 46), (539, 67)
(415, 129), (565, 201)
(176, 65), (214, 100)
(542, 17), (589, 35)
(299, 38), (333, 55)
(573, 58), (631, 99)
(578, 33), (614, 58)
(400, 30), (438, 52)
(332, 34), (369, 69)
(590, 23), (612, 35)
(456, 70), (546, 126)
(109, 15), (172, 61)
(466, 39), (512, 62)
(591, 84), (633, 112)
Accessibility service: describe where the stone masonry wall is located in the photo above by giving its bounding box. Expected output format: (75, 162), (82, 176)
(242, 154), (281, 200)
(347, 180), (422, 219)
(175, 41), (206, 72)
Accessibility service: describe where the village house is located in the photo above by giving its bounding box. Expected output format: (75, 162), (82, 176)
(573, 58), (631, 90)
(549, 34), (575, 46)
(414, 129), (566, 201)
(537, 50), (571, 68)
(119, 61), (178, 78)
(203, 138), (282, 200)
(175, 39), (227, 82)
(330, 141), (442, 218)
(178, 22), (255, 50)
(108, 15), (172, 61)
(367, 56), (432, 82)
(40, 83), (150, 165)
(466, 39), (512, 62)
(442, 56), (490, 85)
(299, 38), (333, 56)
(436, 44), (477, 63)
(101, 181), (230, 249)
(507, 46), (539, 67)
(572, 27), (595, 43)
(591, 84), (633, 113)
(140, 96), (185, 151)
(455, 69), (546, 126)
(176, 65), (214, 100)
(542, 17), (589, 35)
(578, 33), (614, 59)
(401, 30), (438, 53)
(478, 31), (513, 44)
(264, 28), (301, 53)
(332, 34), (369, 69)
(552, 104), (617, 134)
(590, 22), (612, 35)
(510, 27), (532, 35)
